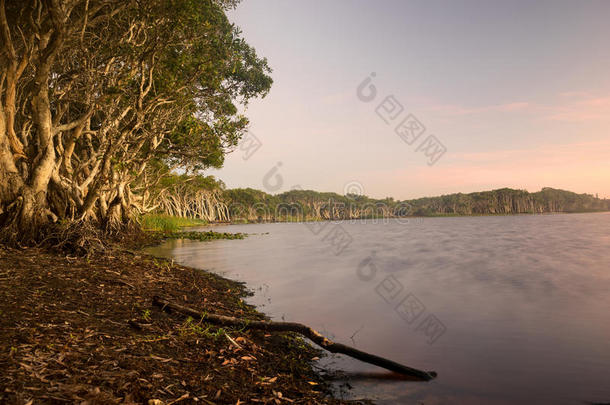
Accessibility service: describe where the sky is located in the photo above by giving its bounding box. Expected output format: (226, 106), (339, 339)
(209, 0), (610, 200)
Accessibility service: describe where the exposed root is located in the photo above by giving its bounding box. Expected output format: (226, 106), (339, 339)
(37, 220), (107, 256)
(153, 296), (437, 381)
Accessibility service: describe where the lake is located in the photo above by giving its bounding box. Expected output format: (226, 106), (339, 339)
(146, 213), (610, 404)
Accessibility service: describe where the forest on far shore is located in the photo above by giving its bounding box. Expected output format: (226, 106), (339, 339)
(147, 172), (610, 223)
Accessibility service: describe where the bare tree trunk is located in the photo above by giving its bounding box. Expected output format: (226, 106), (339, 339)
(0, 109), (24, 218)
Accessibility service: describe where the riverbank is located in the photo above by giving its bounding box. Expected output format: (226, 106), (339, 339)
(0, 242), (361, 404)
(192, 209), (610, 230)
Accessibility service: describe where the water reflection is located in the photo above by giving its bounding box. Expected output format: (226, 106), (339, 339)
(146, 213), (610, 404)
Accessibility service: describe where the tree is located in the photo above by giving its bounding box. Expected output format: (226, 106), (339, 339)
(0, 0), (271, 244)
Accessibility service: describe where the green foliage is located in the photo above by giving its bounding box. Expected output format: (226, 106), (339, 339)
(408, 187), (610, 215)
(140, 214), (208, 232)
(161, 230), (245, 241)
(0, 0), (273, 239)
(151, 0), (273, 173)
(222, 186), (610, 220)
(179, 316), (228, 340)
(158, 173), (225, 191)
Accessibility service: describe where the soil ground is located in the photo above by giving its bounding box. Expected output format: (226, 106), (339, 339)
(0, 240), (363, 404)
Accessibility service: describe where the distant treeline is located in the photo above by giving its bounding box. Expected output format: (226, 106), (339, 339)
(404, 187), (609, 216)
(145, 174), (610, 222)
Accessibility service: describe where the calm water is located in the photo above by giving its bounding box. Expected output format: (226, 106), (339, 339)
(146, 213), (610, 404)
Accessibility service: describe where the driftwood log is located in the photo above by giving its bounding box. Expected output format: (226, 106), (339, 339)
(152, 296), (437, 381)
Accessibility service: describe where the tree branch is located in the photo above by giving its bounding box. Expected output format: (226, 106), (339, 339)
(53, 107), (93, 135)
(0, 0), (16, 61)
(153, 296), (437, 381)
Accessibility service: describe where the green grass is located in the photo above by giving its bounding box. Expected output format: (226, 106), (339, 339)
(161, 230), (245, 241)
(140, 214), (245, 242)
(140, 214), (208, 232)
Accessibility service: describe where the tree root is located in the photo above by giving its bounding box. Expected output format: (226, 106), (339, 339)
(152, 295), (437, 381)
(37, 220), (107, 256)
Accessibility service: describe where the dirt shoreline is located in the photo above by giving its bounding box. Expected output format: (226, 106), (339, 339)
(0, 242), (363, 404)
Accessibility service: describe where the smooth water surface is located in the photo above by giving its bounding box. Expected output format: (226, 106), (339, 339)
(146, 213), (610, 404)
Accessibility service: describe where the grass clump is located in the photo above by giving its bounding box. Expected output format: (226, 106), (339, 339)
(140, 214), (208, 232)
(162, 230), (245, 241)
(136, 215), (245, 246)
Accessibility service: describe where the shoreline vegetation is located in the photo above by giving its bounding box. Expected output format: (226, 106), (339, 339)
(139, 214), (246, 244)
(140, 187), (610, 232)
(207, 208), (610, 226)
(143, 179), (610, 225)
(135, 206), (610, 247)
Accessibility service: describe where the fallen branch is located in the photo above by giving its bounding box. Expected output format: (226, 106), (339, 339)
(152, 296), (437, 381)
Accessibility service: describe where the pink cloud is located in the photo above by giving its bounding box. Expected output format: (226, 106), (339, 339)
(544, 95), (610, 122)
(378, 140), (610, 199)
(453, 140), (610, 165)
(423, 92), (610, 123)
(426, 101), (531, 116)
